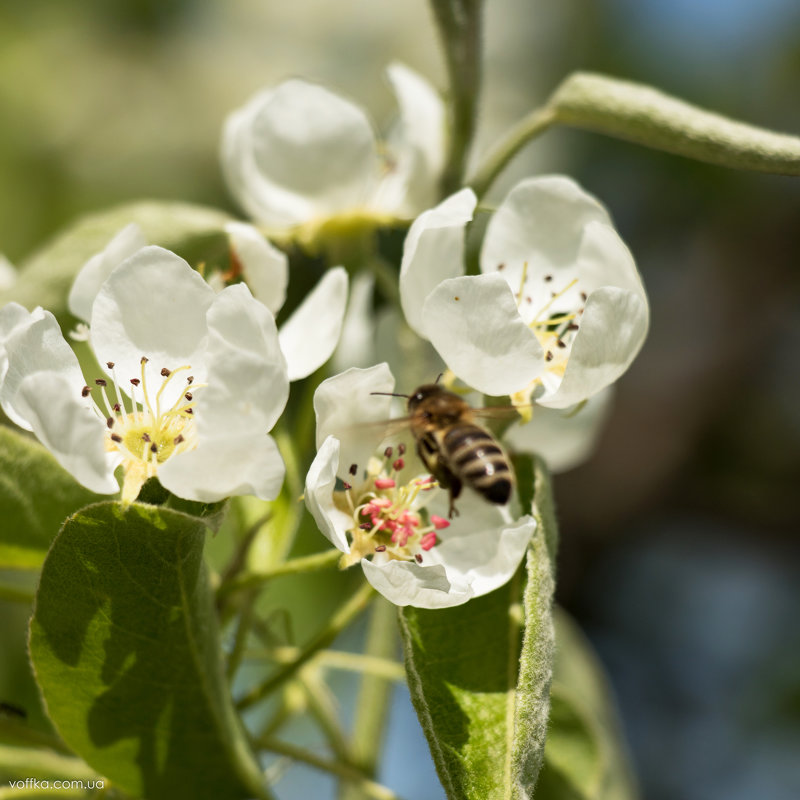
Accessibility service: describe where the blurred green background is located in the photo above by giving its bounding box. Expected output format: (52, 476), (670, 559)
(2, 1), (800, 799)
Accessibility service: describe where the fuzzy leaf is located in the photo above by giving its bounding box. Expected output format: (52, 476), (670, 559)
(0, 201), (233, 318)
(551, 72), (800, 175)
(398, 460), (556, 799)
(28, 501), (270, 800)
(0, 426), (100, 570)
(536, 609), (638, 800)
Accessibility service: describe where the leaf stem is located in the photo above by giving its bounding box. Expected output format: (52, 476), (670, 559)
(468, 105), (557, 199)
(258, 738), (402, 800)
(236, 581), (376, 710)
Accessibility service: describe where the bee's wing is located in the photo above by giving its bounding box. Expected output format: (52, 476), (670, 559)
(471, 405), (528, 421)
(337, 415), (414, 441)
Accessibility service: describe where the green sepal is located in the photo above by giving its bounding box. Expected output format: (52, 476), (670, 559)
(0, 426), (101, 570)
(29, 501), (271, 800)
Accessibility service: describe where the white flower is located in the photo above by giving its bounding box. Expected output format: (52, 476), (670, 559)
(220, 63), (445, 237)
(224, 222), (348, 381)
(399, 176), (649, 410)
(1, 246), (289, 504)
(69, 222), (348, 382)
(505, 387), (614, 473)
(303, 364), (536, 609)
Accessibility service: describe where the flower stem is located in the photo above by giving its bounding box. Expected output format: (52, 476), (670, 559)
(468, 104), (557, 200)
(0, 582), (35, 604)
(429, 0), (486, 195)
(218, 548), (342, 601)
(257, 737), (401, 800)
(236, 581), (376, 710)
(341, 597), (398, 799)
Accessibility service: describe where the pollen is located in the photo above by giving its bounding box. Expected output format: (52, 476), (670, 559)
(83, 356), (203, 504)
(336, 444), (444, 568)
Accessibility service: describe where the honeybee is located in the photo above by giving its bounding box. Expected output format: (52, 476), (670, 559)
(373, 383), (515, 518)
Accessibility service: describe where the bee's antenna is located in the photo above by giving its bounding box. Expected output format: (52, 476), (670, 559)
(370, 391), (409, 398)
(435, 372), (444, 384)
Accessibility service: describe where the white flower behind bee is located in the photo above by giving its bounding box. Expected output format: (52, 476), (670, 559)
(399, 176), (649, 409)
(220, 63), (446, 236)
(303, 365), (536, 608)
(0, 246), (289, 504)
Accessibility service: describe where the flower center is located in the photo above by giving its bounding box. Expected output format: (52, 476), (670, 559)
(508, 262), (587, 415)
(336, 444), (450, 568)
(82, 356), (203, 503)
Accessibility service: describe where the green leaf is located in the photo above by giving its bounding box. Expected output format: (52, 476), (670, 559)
(551, 72), (800, 176)
(0, 426), (100, 570)
(29, 501), (270, 800)
(0, 200), (233, 318)
(398, 484), (556, 799)
(536, 609), (638, 800)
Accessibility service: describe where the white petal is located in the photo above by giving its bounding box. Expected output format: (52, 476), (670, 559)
(1, 307), (86, 430)
(538, 287), (648, 408)
(0, 302), (33, 386)
(399, 188), (476, 336)
(480, 176), (613, 293)
(314, 364), (394, 479)
(375, 63), (446, 215)
(221, 80), (380, 227)
(159, 432), (284, 503)
(331, 271), (376, 373)
(14, 372), (119, 495)
(573, 219), (646, 297)
(304, 436), (352, 553)
(431, 498), (536, 598)
(0, 253), (17, 291)
(279, 267), (348, 381)
(505, 387), (614, 472)
(68, 223), (146, 323)
(200, 283), (289, 434)
(421, 274), (545, 395)
(91, 246), (216, 392)
(225, 221), (288, 314)
(361, 558), (473, 608)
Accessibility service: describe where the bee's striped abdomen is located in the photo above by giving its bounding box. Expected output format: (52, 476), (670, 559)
(442, 424), (513, 505)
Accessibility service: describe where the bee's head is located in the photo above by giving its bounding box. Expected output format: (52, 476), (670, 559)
(407, 383), (447, 413)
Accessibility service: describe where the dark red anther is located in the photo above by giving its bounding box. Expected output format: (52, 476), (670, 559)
(383, 446), (393, 459)
(142, 433), (151, 442)
(393, 458), (405, 471)
(349, 463), (358, 476)
(95, 378), (107, 386)
(113, 403), (121, 412)
(81, 385), (91, 397)
(106, 361), (115, 369)
(160, 367), (171, 377)
(106, 417), (114, 429)
(187, 375), (194, 384)
(174, 434), (185, 445)
(140, 356), (149, 364)
(545, 351), (554, 362)
(110, 433), (122, 443)
(342, 482), (352, 491)
(398, 443), (406, 455)
(130, 378), (140, 387)
(415, 554), (423, 563)
(150, 443), (158, 453)
(375, 545), (387, 552)
(185, 392), (193, 401)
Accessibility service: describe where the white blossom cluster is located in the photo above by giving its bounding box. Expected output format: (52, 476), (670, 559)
(0, 64), (648, 607)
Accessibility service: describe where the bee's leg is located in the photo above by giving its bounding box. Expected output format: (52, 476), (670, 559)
(447, 477), (463, 519)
